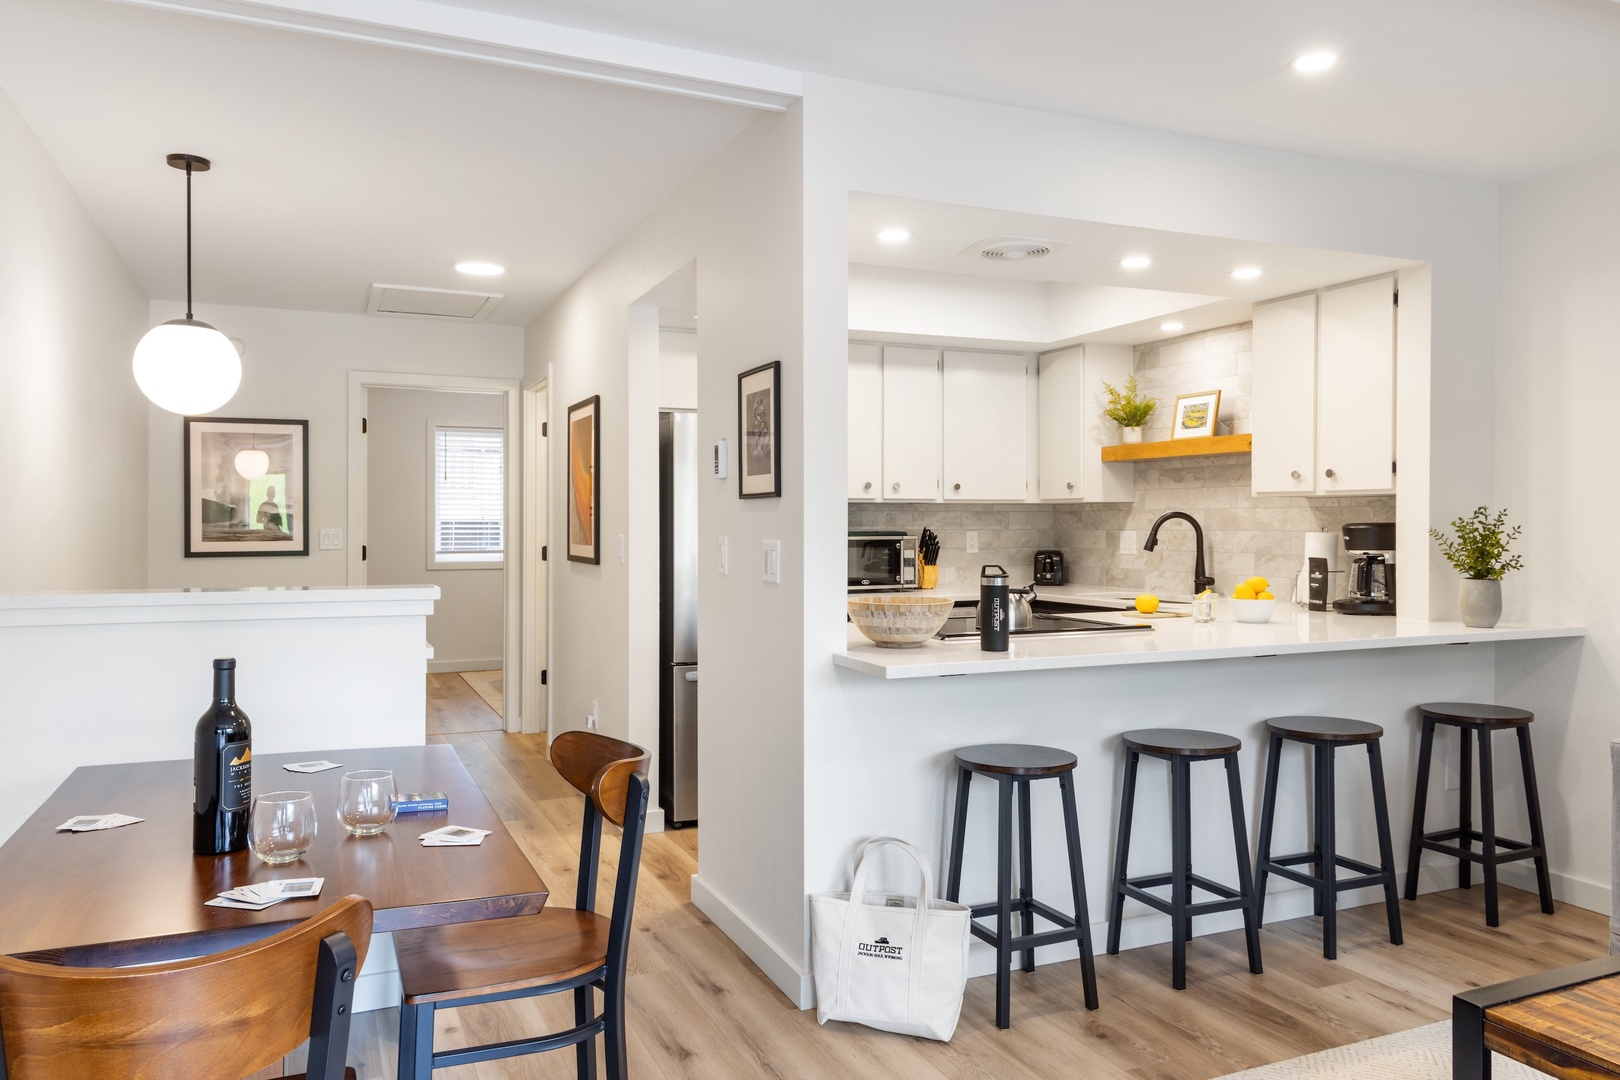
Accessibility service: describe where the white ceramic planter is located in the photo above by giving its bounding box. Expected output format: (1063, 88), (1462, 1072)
(1457, 577), (1503, 629)
(1120, 426), (1144, 444)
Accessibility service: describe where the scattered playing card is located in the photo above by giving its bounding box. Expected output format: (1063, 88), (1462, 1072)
(420, 825), (491, 847)
(283, 760), (343, 773)
(209, 877), (324, 911)
(205, 895), (283, 911)
(57, 813), (144, 832)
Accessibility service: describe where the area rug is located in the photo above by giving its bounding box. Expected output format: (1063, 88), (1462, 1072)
(1215, 1021), (1541, 1079)
(458, 669), (503, 719)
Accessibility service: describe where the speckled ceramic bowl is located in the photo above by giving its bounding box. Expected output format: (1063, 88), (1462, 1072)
(1230, 598), (1277, 624)
(847, 594), (956, 648)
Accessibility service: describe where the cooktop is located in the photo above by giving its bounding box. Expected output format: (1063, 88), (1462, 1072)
(935, 612), (1153, 641)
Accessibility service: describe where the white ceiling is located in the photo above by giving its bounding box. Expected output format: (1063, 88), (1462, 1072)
(427, 0), (1620, 182)
(0, 0), (758, 325)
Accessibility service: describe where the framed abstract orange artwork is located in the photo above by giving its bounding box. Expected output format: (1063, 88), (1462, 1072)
(566, 395), (599, 563)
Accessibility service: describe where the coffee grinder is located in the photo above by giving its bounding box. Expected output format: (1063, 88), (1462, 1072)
(1333, 522), (1397, 616)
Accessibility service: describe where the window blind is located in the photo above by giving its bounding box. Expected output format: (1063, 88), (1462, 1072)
(434, 427), (503, 560)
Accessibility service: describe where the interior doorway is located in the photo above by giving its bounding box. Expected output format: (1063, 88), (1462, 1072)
(521, 379), (549, 737)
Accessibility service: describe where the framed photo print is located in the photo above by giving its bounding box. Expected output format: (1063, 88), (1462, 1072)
(1170, 390), (1222, 440)
(184, 417), (309, 557)
(738, 360), (781, 498)
(566, 395), (600, 563)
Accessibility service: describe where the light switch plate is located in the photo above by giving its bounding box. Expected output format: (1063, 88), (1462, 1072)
(1119, 530), (1138, 555)
(318, 528), (343, 551)
(762, 540), (781, 585)
(718, 536), (729, 575)
(618, 534), (626, 565)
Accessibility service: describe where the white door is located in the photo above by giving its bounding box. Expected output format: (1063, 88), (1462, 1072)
(1317, 277), (1396, 494)
(847, 343), (884, 500)
(1251, 293), (1319, 495)
(943, 351), (1027, 501)
(881, 346), (942, 501)
(1038, 347), (1085, 501)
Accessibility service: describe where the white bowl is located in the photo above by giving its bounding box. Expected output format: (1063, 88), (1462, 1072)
(1230, 598), (1277, 624)
(848, 594), (956, 648)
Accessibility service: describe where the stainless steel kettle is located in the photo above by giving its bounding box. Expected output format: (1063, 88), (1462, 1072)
(1007, 584), (1037, 631)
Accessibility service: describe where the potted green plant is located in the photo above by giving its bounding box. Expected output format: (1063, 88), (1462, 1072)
(1429, 506), (1523, 628)
(1101, 374), (1157, 443)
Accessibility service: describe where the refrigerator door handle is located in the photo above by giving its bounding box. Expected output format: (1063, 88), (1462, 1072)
(684, 669), (698, 682)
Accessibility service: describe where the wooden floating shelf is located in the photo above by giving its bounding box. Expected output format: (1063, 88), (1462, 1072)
(1101, 433), (1252, 462)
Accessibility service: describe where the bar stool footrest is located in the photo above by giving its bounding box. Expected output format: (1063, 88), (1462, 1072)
(1420, 828), (1543, 865)
(1121, 874), (1251, 919)
(967, 918), (1085, 953)
(1263, 852), (1397, 893)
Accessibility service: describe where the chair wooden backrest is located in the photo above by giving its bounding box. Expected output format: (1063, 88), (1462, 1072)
(549, 731), (650, 976)
(0, 894), (373, 1080)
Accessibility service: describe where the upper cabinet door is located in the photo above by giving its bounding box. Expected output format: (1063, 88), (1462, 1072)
(1317, 277), (1396, 495)
(942, 350), (1028, 501)
(881, 346), (942, 501)
(1251, 293), (1318, 495)
(1038, 347), (1085, 500)
(847, 343), (883, 500)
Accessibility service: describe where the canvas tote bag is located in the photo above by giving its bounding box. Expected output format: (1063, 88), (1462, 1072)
(810, 837), (971, 1041)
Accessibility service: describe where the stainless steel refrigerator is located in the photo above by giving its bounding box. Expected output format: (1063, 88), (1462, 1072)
(659, 410), (698, 827)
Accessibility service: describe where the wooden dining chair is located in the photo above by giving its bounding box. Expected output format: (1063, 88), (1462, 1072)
(0, 893), (372, 1080)
(392, 731), (650, 1080)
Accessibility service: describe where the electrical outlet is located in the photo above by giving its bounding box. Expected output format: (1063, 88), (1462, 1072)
(965, 531), (979, 554)
(1119, 529), (1138, 555)
(762, 540), (781, 584)
(318, 528), (343, 551)
(586, 701), (599, 731)
(718, 536), (729, 575)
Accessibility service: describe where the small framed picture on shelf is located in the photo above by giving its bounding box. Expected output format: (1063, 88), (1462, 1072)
(183, 417), (309, 557)
(1170, 390), (1222, 440)
(566, 395), (600, 563)
(737, 359), (781, 498)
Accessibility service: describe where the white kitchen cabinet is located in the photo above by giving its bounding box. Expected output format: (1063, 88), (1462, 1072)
(880, 346), (942, 500)
(847, 343), (883, 499)
(942, 350), (1027, 500)
(1251, 276), (1396, 497)
(1037, 344), (1134, 502)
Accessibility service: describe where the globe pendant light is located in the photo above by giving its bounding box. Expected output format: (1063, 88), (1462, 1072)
(132, 154), (241, 415)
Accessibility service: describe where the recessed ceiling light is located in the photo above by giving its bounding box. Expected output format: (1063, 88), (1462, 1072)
(1291, 50), (1338, 75)
(1120, 256), (1152, 269)
(877, 227), (911, 243)
(1160, 321), (1185, 332)
(1231, 267), (1263, 280)
(455, 260), (505, 276)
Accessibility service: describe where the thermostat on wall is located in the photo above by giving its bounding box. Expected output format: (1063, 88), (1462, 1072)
(714, 438), (729, 479)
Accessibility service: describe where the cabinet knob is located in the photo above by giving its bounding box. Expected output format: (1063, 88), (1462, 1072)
(892, 482), (900, 492)
(863, 481), (872, 491)
(1324, 468), (1336, 479)
(1066, 481), (1075, 491)
(953, 483), (961, 491)
(1290, 470), (1301, 481)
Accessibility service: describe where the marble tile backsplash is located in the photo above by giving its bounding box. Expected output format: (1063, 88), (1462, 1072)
(847, 323), (1393, 599)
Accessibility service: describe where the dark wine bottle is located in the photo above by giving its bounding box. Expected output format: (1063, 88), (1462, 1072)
(193, 657), (252, 856)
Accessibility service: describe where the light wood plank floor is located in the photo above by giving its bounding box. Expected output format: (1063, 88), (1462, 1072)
(335, 677), (1610, 1079)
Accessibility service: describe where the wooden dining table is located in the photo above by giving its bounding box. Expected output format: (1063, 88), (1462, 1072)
(0, 745), (549, 967)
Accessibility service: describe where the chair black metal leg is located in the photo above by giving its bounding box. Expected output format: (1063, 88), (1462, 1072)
(1170, 757), (1191, 991)
(1225, 753), (1262, 976)
(603, 975), (628, 1080)
(995, 774), (1014, 1028)
(1317, 744), (1338, 960)
(1405, 716), (1436, 901)
(946, 765), (972, 904)
(1108, 749), (1140, 956)
(1477, 728), (1499, 927)
(1458, 723), (1474, 890)
(1517, 726), (1556, 915)
(575, 985), (598, 1080)
(1253, 731), (1283, 926)
(1058, 771), (1099, 1011)
(1311, 743), (1326, 918)
(398, 1001), (435, 1080)
(1018, 779), (1036, 974)
(1367, 739), (1403, 945)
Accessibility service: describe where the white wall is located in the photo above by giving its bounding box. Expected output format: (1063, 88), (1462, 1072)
(1495, 150), (1620, 913)
(0, 88), (149, 590)
(659, 328), (698, 410)
(366, 387), (505, 670)
(145, 302), (522, 587)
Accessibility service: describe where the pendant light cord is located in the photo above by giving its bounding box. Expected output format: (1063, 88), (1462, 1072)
(185, 160), (194, 320)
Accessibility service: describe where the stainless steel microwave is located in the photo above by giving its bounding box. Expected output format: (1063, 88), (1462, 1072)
(848, 532), (919, 591)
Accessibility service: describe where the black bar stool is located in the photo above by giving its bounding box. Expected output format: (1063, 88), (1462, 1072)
(1253, 716), (1403, 959)
(1106, 728), (1262, 991)
(1405, 702), (1554, 926)
(944, 743), (1099, 1029)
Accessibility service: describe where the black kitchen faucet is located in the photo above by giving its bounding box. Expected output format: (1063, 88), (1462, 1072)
(1143, 511), (1215, 596)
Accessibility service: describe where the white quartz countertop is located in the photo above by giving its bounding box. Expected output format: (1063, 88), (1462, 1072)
(0, 585), (441, 627)
(835, 589), (1584, 679)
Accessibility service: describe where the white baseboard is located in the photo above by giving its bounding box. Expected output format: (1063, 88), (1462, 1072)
(353, 931), (399, 1013)
(691, 874), (812, 1009)
(428, 658), (501, 674)
(645, 806), (665, 834)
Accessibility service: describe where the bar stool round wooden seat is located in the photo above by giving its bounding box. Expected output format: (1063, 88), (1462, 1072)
(1107, 728), (1262, 990)
(944, 743), (1099, 1030)
(1254, 716), (1403, 959)
(1405, 702), (1554, 927)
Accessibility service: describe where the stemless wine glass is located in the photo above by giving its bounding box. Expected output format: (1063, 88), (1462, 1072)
(338, 770), (397, 837)
(249, 791), (317, 864)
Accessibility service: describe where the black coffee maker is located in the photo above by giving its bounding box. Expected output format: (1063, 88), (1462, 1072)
(1333, 522), (1396, 615)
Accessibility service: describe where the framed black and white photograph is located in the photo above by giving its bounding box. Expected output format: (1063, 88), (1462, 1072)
(737, 360), (781, 498)
(184, 417), (309, 557)
(566, 395), (600, 563)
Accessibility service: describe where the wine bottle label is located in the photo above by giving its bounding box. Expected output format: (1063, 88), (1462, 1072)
(221, 741), (251, 812)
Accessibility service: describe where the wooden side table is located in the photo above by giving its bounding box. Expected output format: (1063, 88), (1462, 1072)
(1454, 956), (1620, 1079)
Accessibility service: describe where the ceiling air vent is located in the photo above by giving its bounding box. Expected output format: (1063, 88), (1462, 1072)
(962, 235), (1067, 262)
(366, 284), (502, 322)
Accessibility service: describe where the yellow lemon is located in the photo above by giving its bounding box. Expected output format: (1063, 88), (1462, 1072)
(1232, 584), (1257, 600)
(1245, 576), (1270, 593)
(1257, 591), (1275, 600)
(1135, 593), (1160, 614)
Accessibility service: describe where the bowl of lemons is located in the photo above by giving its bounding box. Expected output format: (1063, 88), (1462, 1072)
(1229, 576), (1278, 623)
